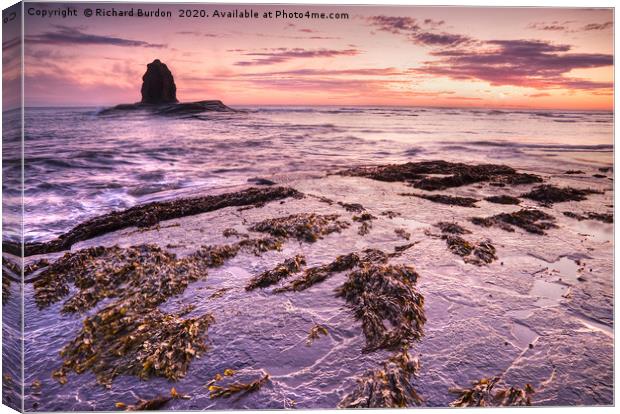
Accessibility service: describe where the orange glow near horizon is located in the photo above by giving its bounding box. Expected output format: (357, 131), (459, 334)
(19, 4), (613, 110)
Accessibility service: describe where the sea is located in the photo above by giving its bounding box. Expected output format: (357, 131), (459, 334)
(2, 105), (614, 244)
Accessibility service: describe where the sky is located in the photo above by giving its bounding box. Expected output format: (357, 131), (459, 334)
(11, 2), (615, 109)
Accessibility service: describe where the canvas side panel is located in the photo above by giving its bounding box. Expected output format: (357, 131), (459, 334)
(2, 2), (24, 412)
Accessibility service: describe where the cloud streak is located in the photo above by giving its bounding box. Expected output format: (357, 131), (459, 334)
(412, 39), (612, 90)
(368, 15), (472, 46)
(234, 48), (359, 66)
(26, 25), (166, 48)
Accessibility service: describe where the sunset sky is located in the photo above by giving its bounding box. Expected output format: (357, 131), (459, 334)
(15, 3), (614, 109)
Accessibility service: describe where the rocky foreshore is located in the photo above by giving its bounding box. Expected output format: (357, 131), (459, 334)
(2, 158), (613, 410)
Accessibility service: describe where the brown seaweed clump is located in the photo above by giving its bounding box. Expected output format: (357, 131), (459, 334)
(276, 253), (361, 292)
(306, 324), (329, 346)
(336, 264), (425, 351)
(400, 192), (479, 207)
(449, 377), (534, 407)
(245, 255), (306, 291)
(434, 222), (471, 235)
(54, 302), (214, 387)
(563, 211), (613, 224)
(433, 222), (496, 265)
(484, 195), (521, 205)
(394, 228), (411, 240)
(208, 371), (270, 399)
(222, 228), (249, 239)
(470, 209), (557, 235)
(115, 388), (188, 411)
(249, 213), (349, 243)
(352, 212), (377, 236)
(339, 160), (541, 191)
(564, 170), (585, 175)
(338, 349), (422, 408)
(15, 186), (303, 257)
(521, 184), (600, 206)
(338, 202), (365, 213)
(34, 245), (209, 312)
(381, 210), (401, 219)
(2, 270), (10, 305)
(35, 238), (284, 312)
(443, 236), (497, 265)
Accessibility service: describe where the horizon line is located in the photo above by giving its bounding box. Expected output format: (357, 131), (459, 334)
(18, 103), (615, 112)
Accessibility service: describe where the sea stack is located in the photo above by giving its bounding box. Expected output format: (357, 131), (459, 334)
(140, 59), (178, 104)
(100, 59), (235, 115)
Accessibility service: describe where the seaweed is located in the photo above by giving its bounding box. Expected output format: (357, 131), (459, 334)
(54, 302), (214, 387)
(338, 202), (366, 213)
(190, 244), (241, 267)
(276, 253), (361, 292)
(394, 228), (411, 240)
(400, 192), (479, 207)
(471, 209), (557, 235)
(2, 271), (10, 305)
(222, 228), (249, 239)
(352, 212), (377, 236)
(236, 237), (284, 255)
(563, 211), (613, 223)
(393, 243), (417, 254)
(306, 324), (329, 346)
(443, 236), (497, 265)
(336, 264), (425, 351)
(247, 177), (276, 186)
(381, 210), (401, 219)
(599, 167), (612, 173)
(434, 222), (471, 235)
(208, 372), (270, 399)
(565, 170), (585, 175)
(339, 160), (541, 191)
(245, 255), (306, 291)
(34, 245), (209, 312)
(521, 184), (600, 206)
(35, 237), (283, 312)
(12, 186), (303, 257)
(209, 288), (232, 300)
(593, 174), (606, 178)
(449, 377), (534, 407)
(249, 213), (349, 243)
(338, 349), (422, 408)
(484, 195), (521, 205)
(115, 388), (188, 411)
(24, 259), (49, 276)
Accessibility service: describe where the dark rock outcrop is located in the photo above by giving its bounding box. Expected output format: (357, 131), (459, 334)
(141, 59), (178, 104)
(99, 59), (236, 115)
